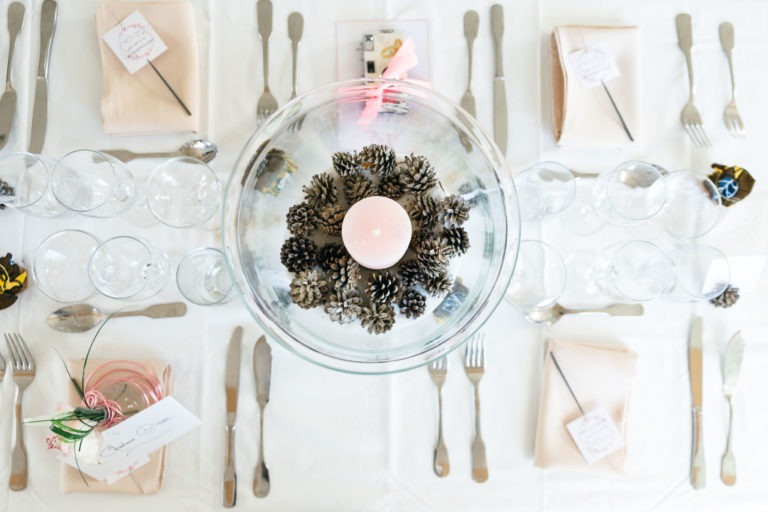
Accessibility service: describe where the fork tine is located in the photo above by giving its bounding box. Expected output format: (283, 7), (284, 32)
(683, 124), (701, 147)
(696, 125), (712, 147)
(6, 335), (19, 368)
(14, 334), (33, 371)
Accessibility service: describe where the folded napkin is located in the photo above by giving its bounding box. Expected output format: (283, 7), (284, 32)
(61, 359), (173, 494)
(550, 25), (641, 148)
(95, 2), (200, 134)
(534, 339), (637, 472)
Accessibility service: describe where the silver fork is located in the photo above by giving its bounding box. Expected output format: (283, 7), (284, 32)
(256, 0), (278, 123)
(427, 357), (449, 477)
(5, 333), (36, 491)
(464, 333), (488, 483)
(719, 22), (745, 138)
(0, 350), (5, 380)
(675, 14), (711, 148)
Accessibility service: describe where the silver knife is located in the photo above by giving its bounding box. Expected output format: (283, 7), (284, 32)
(490, 4), (507, 155)
(689, 316), (705, 489)
(0, 3), (24, 150)
(721, 330), (745, 486)
(253, 335), (272, 498)
(28, 0), (57, 154)
(223, 326), (243, 508)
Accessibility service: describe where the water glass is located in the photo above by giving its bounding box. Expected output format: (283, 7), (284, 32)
(504, 240), (567, 310)
(145, 157), (221, 228)
(665, 244), (730, 301)
(658, 171), (722, 239)
(176, 247), (234, 305)
(88, 236), (169, 300)
(592, 161), (666, 226)
(515, 161), (576, 221)
(596, 240), (676, 301)
(51, 150), (135, 217)
(33, 230), (100, 302)
(0, 152), (66, 217)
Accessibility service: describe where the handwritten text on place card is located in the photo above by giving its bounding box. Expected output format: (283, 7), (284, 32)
(568, 42), (620, 90)
(565, 405), (624, 464)
(103, 10), (168, 74)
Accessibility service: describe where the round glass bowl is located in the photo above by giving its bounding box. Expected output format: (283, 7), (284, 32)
(658, 171), (722, 239)
(146, 157), (221, 228)
(222, 79), (520, 374)
(33, 230), (100, 302)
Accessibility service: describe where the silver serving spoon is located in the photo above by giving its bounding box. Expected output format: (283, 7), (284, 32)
(101, 139), (218, 163)
(47, 302), (187, 333)
(524, 303), (643, 325)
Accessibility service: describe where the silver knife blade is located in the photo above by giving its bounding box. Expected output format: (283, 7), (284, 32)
(689, 315), (705, 489)
(491, 4), (507, 154)
(0, 91), (17, 150)
(28, 0), (57, 154)
(723, 331), (745, 390)
(689, 316), (703, 408)
(253, 335), (272, 408)
(225, 326), (243, 424)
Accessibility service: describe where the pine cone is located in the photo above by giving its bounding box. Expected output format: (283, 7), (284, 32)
(378, 173), (403, 200)
(280, 236), (317, 273)
(289, 269), (328, 309)
(332, 151), (360, 178)
(0, 179), (13, 209)
(415, 237), (450, 276)
(422, 271), (453, 296)
(366, 271), (403, 304)
(709, 284), (740, 308)
(409, 229), (433, 251)
(398, 289), (427, 319)
(343, 173), (377, 204)
(317, 203), (347, 236)
(441, 227), (470, 256)
(324, 288), (363, 324)
(398, 259), (426, 287)
(303, 172), (337, 208)
(438, 194), (470, 228)
(399, 154), (437, 193)
(407, 193), (439, 228)
(359, 144), (396, 177)
(286, 202), (317, 237)
(327, 255), (361, 291)
(360, 303), (396, 334)
(318, 243), (349, 272)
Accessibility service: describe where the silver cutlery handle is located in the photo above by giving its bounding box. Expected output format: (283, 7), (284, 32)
(563, 304), (644, 317)
(471, 384), (488, 482)
(112, 302), (187, 319)
(38, 0), (57, 79)
(433, 384), (450, 477)
(490, 4), (503, 77)
(223, 424), (236, 507)
(721, 395), (736, 486)
(101, 149), (177, 162)
(464, 11), (478, 88)
(675, 14), (696, 101)
(5, 3), (24, 88)
(288, 12), (303, 99)
(253, 408), (270, 497)
(9, 387), (28, 491)
(719, 22), (737, 99)
(258, 0), (273, 90)
(691, 408), (706, 489)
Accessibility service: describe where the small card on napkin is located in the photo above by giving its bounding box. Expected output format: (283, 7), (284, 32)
(566, 405), (625, 464)
(102, 10), (168, 74)
(568, 42), (620, 90)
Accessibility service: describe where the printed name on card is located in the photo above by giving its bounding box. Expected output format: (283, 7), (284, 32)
(565, 405), (624, 464)
(568, 42), (620, 90)
(103, 10), (168, 74)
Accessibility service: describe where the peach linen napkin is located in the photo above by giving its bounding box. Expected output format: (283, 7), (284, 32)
(95, 1), (199, 134)
(61, 359), (173, 494)
(550, 25), (641, 148)
(534, 339), (637, 472)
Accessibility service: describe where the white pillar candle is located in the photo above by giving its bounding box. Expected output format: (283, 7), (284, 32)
(341, 196), (412, 270)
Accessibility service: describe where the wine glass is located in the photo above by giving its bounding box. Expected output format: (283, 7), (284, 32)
(658, 171), (722, 239)
(88, 236), (169, 300)
(33, 230), (100, 302)
(145, 157), (221, 228)
(595, 240), (676, 301)
(176, 247), (233, 305)
(515, 161), (576, 221)
(504, 240), (567, 310)
(665, 244), (730, 301)
(0, 152), (66, 217)
(51, 150), (135, 217)
(592, 161), (666, 226)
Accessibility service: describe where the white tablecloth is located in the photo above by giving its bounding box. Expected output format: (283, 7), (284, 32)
(1, 0), (767, 510)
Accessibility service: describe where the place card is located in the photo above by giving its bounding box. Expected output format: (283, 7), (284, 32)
(103, 10), (168, 74)
(569, 42), (620, 90)
(565, 405), (624, 464)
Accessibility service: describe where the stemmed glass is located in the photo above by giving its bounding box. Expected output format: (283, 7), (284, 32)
(33, 230), (100, 302)
(665, 244), (730, 301)
(0, 152), (66, 217)
(592, 161), (666, 226)
(594, 240), (676, 302)
(88, 236), (170, 300)
(515, 161), (576, 222)
(504, 240), (567, 310)
(145, 157), (221, 228)
(658, 171), (722, 239)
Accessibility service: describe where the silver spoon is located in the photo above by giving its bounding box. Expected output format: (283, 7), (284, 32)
(100, 139), (218, 163)
(524, 303), (643, 325)
(47, 302), (187, 333)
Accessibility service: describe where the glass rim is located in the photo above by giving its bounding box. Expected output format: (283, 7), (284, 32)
(88, 235), (166, 300)
(0, 152), (53, 209)
(51, 149), (132, 214)
(33, 229), (101, 302)
(176, 247), (233, 305)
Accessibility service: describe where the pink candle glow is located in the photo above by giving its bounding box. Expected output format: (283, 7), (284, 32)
(342, 196), (412, 270)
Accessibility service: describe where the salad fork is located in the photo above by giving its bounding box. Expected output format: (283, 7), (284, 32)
(675, 14), (711, 148)
(719, 22), (745, 138)
(5, 332), (36, 491)
(427, 357), (449, 477)
(256, 0), (278, 123)
(464, 333), (488, 483)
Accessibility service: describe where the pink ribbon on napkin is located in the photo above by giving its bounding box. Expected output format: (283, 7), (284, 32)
(339, 38), (432, 128)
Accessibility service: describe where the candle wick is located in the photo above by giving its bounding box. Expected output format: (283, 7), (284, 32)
(372, 227), (382, 237)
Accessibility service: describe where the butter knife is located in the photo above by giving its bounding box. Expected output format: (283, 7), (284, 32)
(461, 11), (479, 117)
(0, 3), (24, 150)
(721, 331), (745, 486)
(490, 4), (507, 155)
(28, 0), (56, 154)
(689, 316), (705, 489)
(253, 335), (272, 498)
(223, 326), (243, 508)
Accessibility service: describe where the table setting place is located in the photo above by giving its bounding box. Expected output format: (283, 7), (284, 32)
(0, 0), (766, 511)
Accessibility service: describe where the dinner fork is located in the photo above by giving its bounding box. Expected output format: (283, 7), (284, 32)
(428, 357), (450, 477)
(5, 333), (36, 491)
(256, 0), (278, 123)
(675, 14), (711, 148)
(464, 333), (488, 483)
(719, 22), (745, 138)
